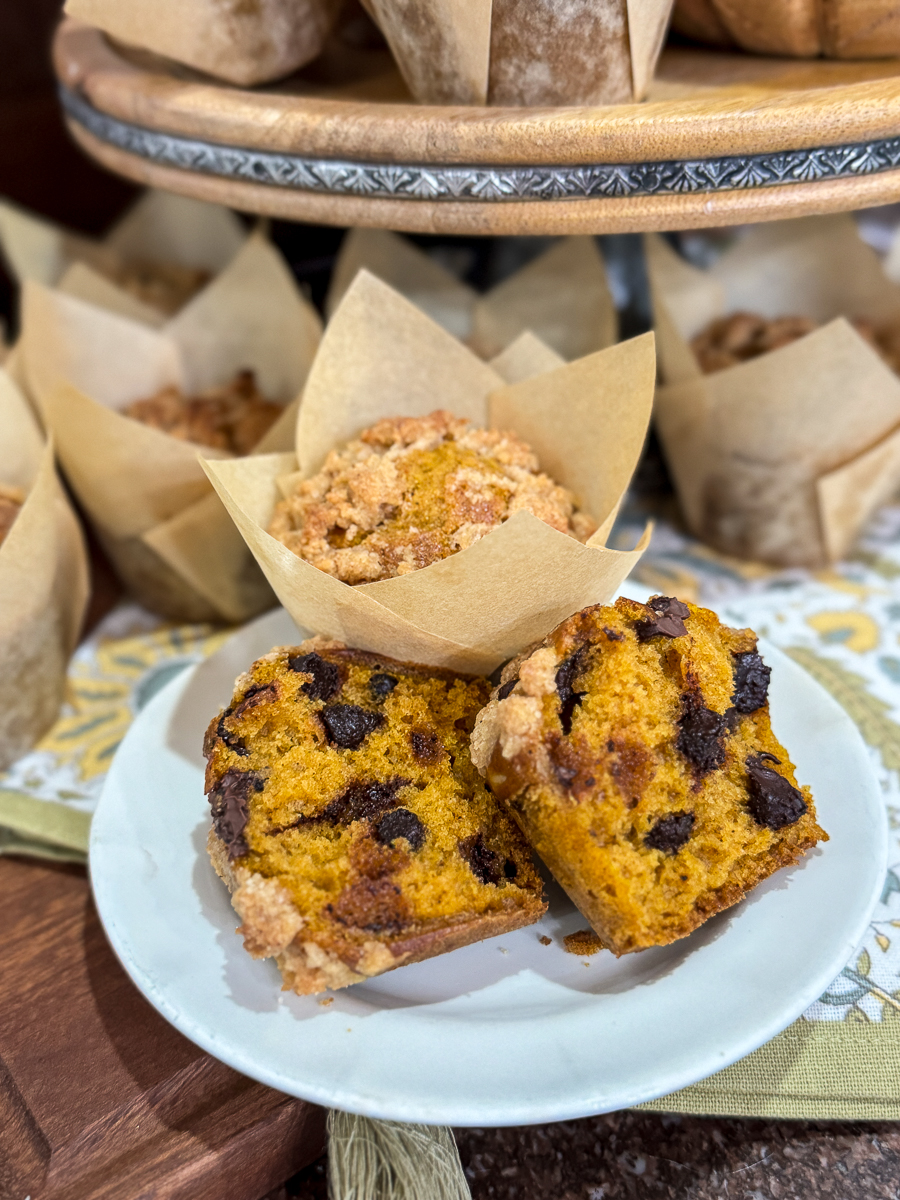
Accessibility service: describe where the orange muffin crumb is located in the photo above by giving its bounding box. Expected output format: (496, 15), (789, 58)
(472, 597), (826, 956)
(204, 637), (546, 995)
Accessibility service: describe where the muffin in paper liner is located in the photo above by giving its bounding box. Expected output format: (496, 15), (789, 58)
(361, 0), (674, 105)
(646, 216), (900, 569)
(63, 2), (340, 87)
(203, 270), (653, 675)
(20, 233), (322, 623)
(0, 372), (88, 771)
(326, 230), (618, 360)
(0, 189), (247, 327)
(672, 0), (900, 58)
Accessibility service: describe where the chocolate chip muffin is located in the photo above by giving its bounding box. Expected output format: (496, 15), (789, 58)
(471, 597), (826, 956)
(204, 638), (546, 994)
(124, 369), (282, 454)
(692, 310), (900, 375)
(267, 410), (597, 584)
(0, 483), (24, 547)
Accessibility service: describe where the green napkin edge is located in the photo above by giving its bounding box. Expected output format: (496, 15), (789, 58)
(0, 787), (90, 859)
(639, 990), (900, 1120)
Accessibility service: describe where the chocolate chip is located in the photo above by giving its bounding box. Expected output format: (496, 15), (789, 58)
(459, 832), (501, 885)
(746, 755), (807, 829)
(208, 769), (265, 859)
(216, 714), (248, 757)
(645, 811), (695, 854)
(635, 595), (690, 641)
(732, 651), (771, 713)
(410, 729), (443, 763)
(320, 704), (384, 749)
(375, 807), (425, 850)
(314, 778), (410, 826)
(231, 683), (277, 719)
(369, 672), (398, 701)
(677, 704), (726, 774)
(288, 652), (341, 701)
(757, 751), (781, 765)
(497, 677), (518, 700)
(556, 647), (589, 735)
(503, 858), (518, 879)
(603, 627), (625, 641)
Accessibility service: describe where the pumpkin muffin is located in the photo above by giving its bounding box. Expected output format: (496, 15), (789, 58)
(204, 637), (546, 994)
(0, 483), (25, 547)
(267, 409), (597, 584)
(692, 310), (900, 374)
(124, 369), (282, 454)
(114, 259), (210, 315)
(471, 596), (826, 956)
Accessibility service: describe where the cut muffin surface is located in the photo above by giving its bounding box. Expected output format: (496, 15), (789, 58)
(471, 596), (826, 956)
(204, 637), (546, 994)
(267, 409), (597, 584)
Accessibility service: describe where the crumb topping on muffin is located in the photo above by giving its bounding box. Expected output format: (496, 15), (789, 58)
(113, 258), (210, 315)
(267, 410), (597, 584)
(692, 310), (900, 374)
(124, 368), (282, 454)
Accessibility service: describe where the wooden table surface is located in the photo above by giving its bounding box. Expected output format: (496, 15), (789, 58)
(0, 855), (325, 1200)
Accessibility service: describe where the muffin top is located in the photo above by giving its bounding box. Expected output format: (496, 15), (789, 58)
(691, 310), (900, 374)
(124, 368), (282, 455)
(268, 409), (597, 585)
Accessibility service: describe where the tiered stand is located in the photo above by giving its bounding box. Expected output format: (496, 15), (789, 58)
(21, 18), (900, 1200)
(56, 18), (900, 235)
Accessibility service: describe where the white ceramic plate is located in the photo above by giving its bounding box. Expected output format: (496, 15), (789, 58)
(91, 605), (887, 1126)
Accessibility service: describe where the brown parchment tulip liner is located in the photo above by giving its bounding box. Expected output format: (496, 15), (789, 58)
(0, 372), (89, 770)
(64, 0), (339, 86)
(327, 230), (618, 362)
(361, 0), (674, 105)
(20, 233), (322, 623)
(203, 271), (653, 675)
(0, 190), (247, 326)
(646, 216), (900, 569)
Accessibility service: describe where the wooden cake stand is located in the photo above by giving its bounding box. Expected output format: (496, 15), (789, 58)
(55, 18), (900, 236)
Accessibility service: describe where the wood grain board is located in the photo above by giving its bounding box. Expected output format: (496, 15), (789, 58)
(53, 18), (900, 234)
(0, 856), (326, 1200)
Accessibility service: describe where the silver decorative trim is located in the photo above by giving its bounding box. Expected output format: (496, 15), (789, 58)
(61, 84), (900, 203)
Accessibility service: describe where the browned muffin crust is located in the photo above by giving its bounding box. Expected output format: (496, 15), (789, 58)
(204, 637), (546, 994)
(471, 597), (826, 956)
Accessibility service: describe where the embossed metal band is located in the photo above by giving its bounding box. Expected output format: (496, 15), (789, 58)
(61, 84), (900, 203)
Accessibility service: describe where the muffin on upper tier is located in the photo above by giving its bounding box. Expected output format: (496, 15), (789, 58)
(267, 409), (597, 584)
(204, 638), (546, 994)
(471, 596), (826, 956)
